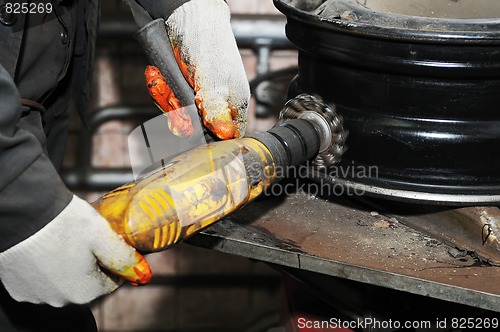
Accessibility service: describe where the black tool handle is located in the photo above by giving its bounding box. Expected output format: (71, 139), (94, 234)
(135, 19), (195, 107)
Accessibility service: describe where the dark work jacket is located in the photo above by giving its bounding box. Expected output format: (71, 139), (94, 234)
(0, 0), (99, 253)
(0, 0), (190, 331)
(0, 0), (190, 255)
(0, 1), (100, 330)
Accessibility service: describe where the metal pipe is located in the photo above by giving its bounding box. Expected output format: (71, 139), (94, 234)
(61, 106), (157, 190)
(99, 15), (294, 81)
(98, 15), (292, 50)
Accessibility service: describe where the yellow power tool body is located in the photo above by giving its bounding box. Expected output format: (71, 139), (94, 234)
(92, 95), (345, 283)
(93, 138), (277, 253)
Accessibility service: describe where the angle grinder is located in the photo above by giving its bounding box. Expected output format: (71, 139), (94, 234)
(92, 94), (346, 258)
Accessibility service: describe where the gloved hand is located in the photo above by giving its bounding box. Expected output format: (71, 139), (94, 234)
(0, 195), (151, 307)
(145, 0), (250, 140)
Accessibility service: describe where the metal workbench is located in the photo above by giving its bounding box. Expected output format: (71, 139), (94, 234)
(187, 181), (500, 314)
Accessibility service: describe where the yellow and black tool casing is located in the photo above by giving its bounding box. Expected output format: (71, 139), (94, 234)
(93, 138), (277, 253)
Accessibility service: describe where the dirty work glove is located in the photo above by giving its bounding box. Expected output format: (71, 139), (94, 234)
(146, 0), (250, 140)
(0, 195), (151, 307)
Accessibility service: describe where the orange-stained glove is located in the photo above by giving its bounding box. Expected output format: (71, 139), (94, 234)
(145, 65), (194, 137)
(0, 195), (151, 307)
(145, 0), (250, 140)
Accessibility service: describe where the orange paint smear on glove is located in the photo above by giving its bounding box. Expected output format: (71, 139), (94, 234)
(145, 65), (193, 137)
(130, 252), (152, 286)
(171, 46), (196, 90)
(97, 251), (152, 286)
(171, 43), (240, 140)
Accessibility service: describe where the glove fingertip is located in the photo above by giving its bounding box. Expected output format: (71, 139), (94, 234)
(132, 252), (153, 286)
(103, 251), (152, 286)
(205, 118), (237, 140)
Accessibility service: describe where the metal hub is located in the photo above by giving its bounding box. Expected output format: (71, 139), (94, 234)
(279, 94), (347, 169)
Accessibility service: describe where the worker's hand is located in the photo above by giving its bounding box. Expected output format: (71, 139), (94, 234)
(0, 195), (151, 307)
(146, 0), (250, 140)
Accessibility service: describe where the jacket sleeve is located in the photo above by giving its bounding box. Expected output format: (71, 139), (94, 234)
(135, 0), (192, 19)
(0, 64), (72, 253)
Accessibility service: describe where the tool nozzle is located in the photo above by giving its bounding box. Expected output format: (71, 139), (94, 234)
(250, 94), (347, 172)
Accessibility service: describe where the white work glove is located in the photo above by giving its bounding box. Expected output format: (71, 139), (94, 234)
(0, 195), (151, 307)
(146, 0), (250, 140)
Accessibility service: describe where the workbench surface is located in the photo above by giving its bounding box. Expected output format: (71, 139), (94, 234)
(188, 187), (500, 312)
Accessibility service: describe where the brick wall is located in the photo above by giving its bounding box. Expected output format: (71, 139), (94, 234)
(78, 1), (298, 331)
